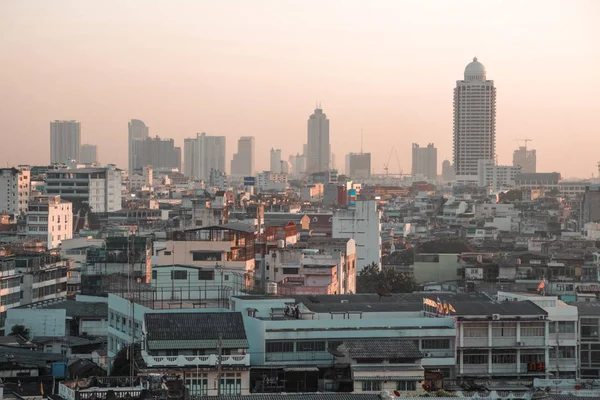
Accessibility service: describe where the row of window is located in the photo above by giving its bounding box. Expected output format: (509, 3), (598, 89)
(361, 381), (417, 392)
(265, 339), (450, 354)
(151, 270), (219, 281)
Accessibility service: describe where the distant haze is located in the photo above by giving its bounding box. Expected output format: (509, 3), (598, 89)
(1, 0), (599, 178)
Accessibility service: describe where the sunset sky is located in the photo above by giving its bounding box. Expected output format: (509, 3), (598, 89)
(1, 0), (599, 178)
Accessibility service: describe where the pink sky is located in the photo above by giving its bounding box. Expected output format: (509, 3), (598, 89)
(1, 0), (599, 178)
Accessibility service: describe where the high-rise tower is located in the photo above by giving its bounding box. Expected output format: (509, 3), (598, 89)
(306, 106), (330, 174)
(128, 119), (149, 174)
(453, 58), (496, 181)
(231, 136), (255, 177)
(50, 120), (81, 164)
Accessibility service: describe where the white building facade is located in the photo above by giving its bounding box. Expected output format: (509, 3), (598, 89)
(269, 148), (282, 174)
(26, 195), (73, 249)
(45, 166), (122, 212)
(332, 200), (382, 271)
(453, 58), (496, 182)
(477, 159), (521, 192)
(0, 167), (30, 215)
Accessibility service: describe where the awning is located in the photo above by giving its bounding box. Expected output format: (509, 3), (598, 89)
(283, 367), (319, 372)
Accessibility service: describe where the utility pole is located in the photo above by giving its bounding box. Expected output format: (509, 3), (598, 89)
(216, 333), (223, 396)
(129, 234), (136, 386)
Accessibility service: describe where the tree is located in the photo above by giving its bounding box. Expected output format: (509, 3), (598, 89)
(356, 263), (416, 294)
(111, 347), (136, 376)
(10, 324), (30, 339)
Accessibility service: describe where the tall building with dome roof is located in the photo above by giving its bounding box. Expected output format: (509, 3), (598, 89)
(453, 57), (496, 182)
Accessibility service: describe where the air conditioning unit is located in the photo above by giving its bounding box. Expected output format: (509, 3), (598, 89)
(517, 341), (524, 346)
(424, 352), (433, 358)
(341, 300), (349, 304)
(492, 314), (501, 321)
(538, 315), (546, 320)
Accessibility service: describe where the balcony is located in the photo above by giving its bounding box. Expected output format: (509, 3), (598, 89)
(143, 353), (250, 367)
(461, 337), (488, 347)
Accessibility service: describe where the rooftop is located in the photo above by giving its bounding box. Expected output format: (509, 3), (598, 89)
(145, 312), (248, 349)
(18, 299), (108, 318)
(341, 339), (422, 359)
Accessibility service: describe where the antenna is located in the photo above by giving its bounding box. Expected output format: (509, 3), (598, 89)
(360, 129), (363, 155)
(516, 138), (532, 150)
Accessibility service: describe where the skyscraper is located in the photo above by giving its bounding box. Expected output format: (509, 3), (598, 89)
(50, 120), (81, 164)
(183, 137), (197, 178)
(128, 119), (149, 174)
(453, 57), (496, 181)
(270, 148), (282, 174)
(80, 144), (98, 164)
(230, 136), (255, 177)
(345, 153), (371, 179)
(411, 143), (437, 180)
(306, 106), (330, 174)
(140, 136), (181, 171)
(184, 133), (226, 181)
(513, 146), (537, 173)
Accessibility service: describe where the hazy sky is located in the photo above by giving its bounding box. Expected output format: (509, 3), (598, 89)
(1, 0), (599, 178)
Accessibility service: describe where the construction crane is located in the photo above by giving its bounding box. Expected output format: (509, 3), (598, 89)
(383, 146), (403, 176)
(516, 138), (532, 149)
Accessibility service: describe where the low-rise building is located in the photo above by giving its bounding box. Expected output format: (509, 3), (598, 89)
(0, 166), (30, 215)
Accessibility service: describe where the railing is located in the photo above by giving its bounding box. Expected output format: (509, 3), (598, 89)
(143, 353), (250, 367)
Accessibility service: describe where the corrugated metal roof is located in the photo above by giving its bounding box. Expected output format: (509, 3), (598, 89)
(148, 339), (249, 350)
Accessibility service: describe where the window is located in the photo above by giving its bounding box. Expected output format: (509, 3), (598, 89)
(265, 341), (294, 353)
(396, 381), (417, 391)
(220, 373), (242, 395)
(283, 267), (299, 275)
(463, 322), (488, 337)
(422, 339), (450, 349)
(164, 251), (172, 256)
(296, 341), (326, 352)
(550, 347), (576, 359)
(192, 252), (221, 261)
(464, 352), (488, 364)
(558, 321), (575, 333)
(171, 270), (188, 280)
(492, 323), (516, 337)
(185, 373), (208, 396)
(152, 270), (157, 280)
(520, 322), (544, 337)
(492, 352), (517, 364)
(198, 270), (215, 280)
(361, 381), (381, 391)
(520, 352), (544, 364)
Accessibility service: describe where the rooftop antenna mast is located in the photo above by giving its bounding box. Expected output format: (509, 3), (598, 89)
(360, 129), (363, 155)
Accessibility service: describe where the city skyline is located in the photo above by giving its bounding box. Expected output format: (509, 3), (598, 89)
(2, 1), (600, 177)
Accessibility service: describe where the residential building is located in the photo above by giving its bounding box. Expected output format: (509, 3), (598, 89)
(128, 119), (149, 175)
(0, 166), (30, 215)
(514, 172), (561, 193)
(453, 58), (496, 182)
(45, 165), (122, 212)
(411, 143), (437, 180)
(270, 148), (282, 174)
(185, 133), (226, 181)
(581, 184), (600, 226)
(477, 159), (521, 192)
(140, 136), (181, 171)
(80, 144), (98, 164)
(441, 160), (455, 181)
(140, 312), (250, 396)
(575, 303), (600, 379)
(513, 146), (536, 173)
(183, 137), (197, 178)
(345, 153), (371, 179)
(0, 253), (23, 331)
(25, 195), (73, 249)
(50, 120), (81, 164)
(231, 136), (255, 177)
(129, 165), (153, 191)
(256, 171), (288, 193)
(332, 200), (381, 271)
(306, 107), (330, 174)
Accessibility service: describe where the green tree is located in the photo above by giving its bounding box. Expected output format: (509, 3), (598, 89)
(356, 263), (416, 294)
(10, 324), (30, 339)
(111, 347), (137, 376)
